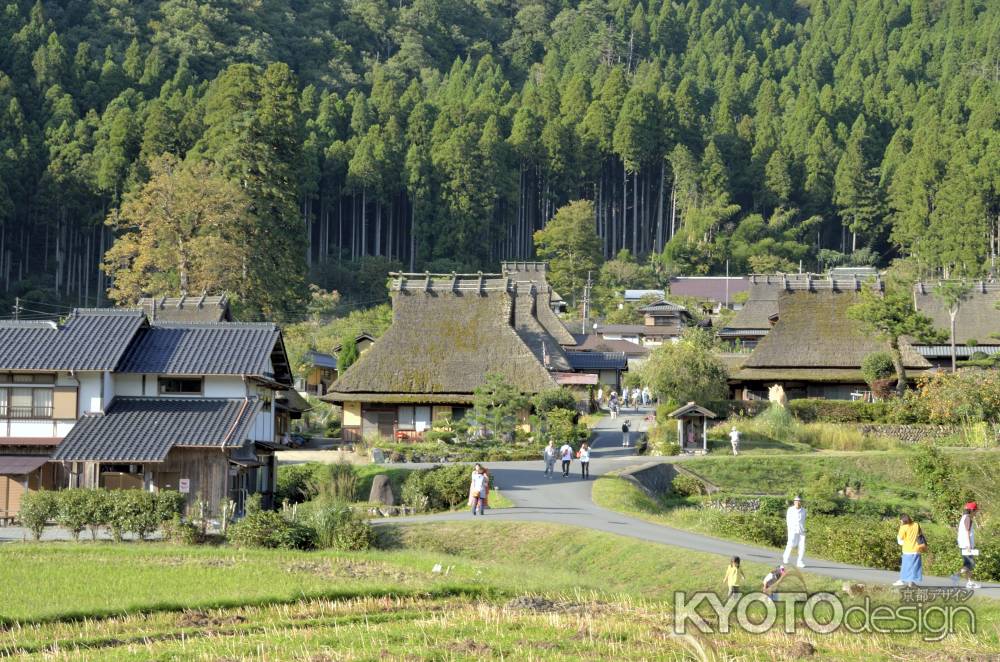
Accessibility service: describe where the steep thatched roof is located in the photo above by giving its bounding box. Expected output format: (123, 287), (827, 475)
(913, 282), (1000, 345)
(138, 294), (231, 322)
(501, 261), (573, 326)
(513, 283), (572, 370)
(724, 282), (781, 330)
(736, 290), (930, 381)
(324, 275), (557, 403)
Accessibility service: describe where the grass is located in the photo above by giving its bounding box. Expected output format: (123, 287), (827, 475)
(1, 522), (997, 660)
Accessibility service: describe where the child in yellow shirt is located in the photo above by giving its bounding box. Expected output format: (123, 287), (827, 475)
(723, 556), (745, 597)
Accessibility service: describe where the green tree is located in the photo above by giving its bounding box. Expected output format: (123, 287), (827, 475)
(642, 328), (728, 406)
(932, 281), (973, 373)
(846, 289), (942, 395)
(471, 372), (529, 441)
(337, 336), (359, 372)
(534, 199), (603, 309)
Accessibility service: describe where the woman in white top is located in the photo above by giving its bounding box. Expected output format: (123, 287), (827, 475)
(578, 442), (591, 479)
(469, 464), (489, 515)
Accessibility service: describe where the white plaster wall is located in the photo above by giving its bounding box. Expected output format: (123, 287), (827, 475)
(7, 420), (58, 436)
(247, 408), (274, 442)
(102, 371), (114, 410)
(203, 376), (247, 398)
(114, 374), (144, 396)
(78, 373), (103, 414)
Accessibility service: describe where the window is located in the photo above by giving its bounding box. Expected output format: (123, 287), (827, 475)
(397, 406), (415, 430)
(451, 407), (469, 421)
(415, 406), (431, 432)
(158, 378), (203, 394)
(10, 388), (32, 418)
(32, 389), (52, 418)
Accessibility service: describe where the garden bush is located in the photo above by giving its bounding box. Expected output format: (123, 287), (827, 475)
(18, 490), (58, 540)
(671, 473), (706, 497)
(105, 489), (185, 541)
(300, 498), (375, 550)
(161, 514), (203, 545)
(228, 510), (317, 550)
(276, 463), (323, 504)
(787, 399), (890, 424)
(401, 464), (473, 512)
(83, 489), (113, 540)
(533, 387), (578, 414)
(56, 489), (93, 541)
(861, 352), (895, 385)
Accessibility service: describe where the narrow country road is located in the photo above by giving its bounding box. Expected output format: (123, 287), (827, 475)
(376, 409), (1000, 598)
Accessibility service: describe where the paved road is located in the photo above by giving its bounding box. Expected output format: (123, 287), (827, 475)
(376, 409), (1000, 598)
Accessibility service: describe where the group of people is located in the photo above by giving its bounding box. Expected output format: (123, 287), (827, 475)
(597, 386), (650, 418)
(543, 440), (592, 478)
(722, 495), (984, 596)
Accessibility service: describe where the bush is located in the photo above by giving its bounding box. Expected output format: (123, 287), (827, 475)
(83, 489), (113, 540)
(401, 464), (472, 512)
(18, 490), (58, 540)
(107, 490), (160, 541)
(162, 514), (203, 545)
(228, 510), (317, 549)
(533, 388), (578, 414)
(787, 399), (890, 424)
(703, 400), (771, 419)
(671, 473), (706, 497)
(56, 489), (93, 541)
(807, 515), (901, 570)
(861, 352), (895, 386)
(277, 463), (323, 504)
(301, 498), (374, 550)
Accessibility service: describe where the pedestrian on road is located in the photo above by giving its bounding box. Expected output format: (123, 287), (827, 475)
(469, 464), (489, 516)
(543, 441), (556, 478)
(894, 513), (924, 587)
(578, 442), (591, 479)
(641, 386), (651, 406)
(609, 393), (618, 419)
(724, 556), (745, 598)
(783, 495), (806, 568)
(632, 387), (641, 410)
(559, 441), (574, 477)
(621, 420), (631, 447)
(596, 387), (604, 409)
(729, 426), (741, 456)
(954, 502), (980, 589)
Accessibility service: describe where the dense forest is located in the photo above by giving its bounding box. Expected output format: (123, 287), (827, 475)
(0, 0), (998, 319)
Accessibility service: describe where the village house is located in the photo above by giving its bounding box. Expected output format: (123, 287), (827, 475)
(729, 284), (931, 400)
(911, 281), (1000, 368)
(592, 298), (692, 347)
(138, 294), (233, 322)
(324, 273), (573, 441)
(297, 334), (376, 397)
(0, 303), (303, 518)
(667, 276), (749, 312)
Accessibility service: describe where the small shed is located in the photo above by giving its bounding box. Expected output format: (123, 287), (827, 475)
(667, 402), (717, 454)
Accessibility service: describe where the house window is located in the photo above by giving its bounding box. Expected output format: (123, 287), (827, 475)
(451, 407), (469, 421)
(414, 406), (431, 432)
(158, 377), (203, 395)
(398, 406), (415, 430)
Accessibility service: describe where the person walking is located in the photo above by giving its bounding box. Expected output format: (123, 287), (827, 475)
(578, 442), (591, 479)
(632, 387), (641, 411)
(894, 513), (924, 587)
(543, 441), (557, 478)
(642, 386), (651, 406)
(609, 393), (618, 420)
(729, 426), (741, 456)
(559, 441), (574, 477)
(596, 387), (604, 410)
(954, 502), (980, 589)
(621, 420), (631, 447)
(723, 556), (745, 598)
(783, 496), (806, 568)
(469, 464), (489, 515)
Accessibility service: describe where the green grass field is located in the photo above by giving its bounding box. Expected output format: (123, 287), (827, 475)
(1, 522), (997, 660)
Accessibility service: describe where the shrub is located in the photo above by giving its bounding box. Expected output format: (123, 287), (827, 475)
(703, 400), (771, 419)
(56, 489), (93, 541)
(787, 399), (890, 424)
(228, 510), (316, 549)
(319, 462), (359, 502)
(107, 490), (162, 541)
(83, 489), (113, 540)
(807, 515), (901, 570)
(401, 464), (472, 512)
(533, 388), (577, 414)
(861, 352), (895, 386)
(156, 490), (186, 520)
(162, 514), (203, 545)
(18, 490), (58, 540)
(671, 473), (706, 497)
(302, 498), (373, 550)
(276, 463), (322, 504)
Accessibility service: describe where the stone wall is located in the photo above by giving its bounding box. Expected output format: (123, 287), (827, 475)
(619, 462), (718, 497)
(854, 424), (961, 443)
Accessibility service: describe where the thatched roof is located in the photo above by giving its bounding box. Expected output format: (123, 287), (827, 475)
(513, 283), (572, 370)
(724, 282), (781, 330)
(138, 294), (231, 322)
(736, 290), (930, 381)
(501, 261), (572, 320)
(913, 282), (1000, 345)
(324, 275), (558, 403)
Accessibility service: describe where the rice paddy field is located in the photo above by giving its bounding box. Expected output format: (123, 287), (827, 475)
(1, 521), (997, 660)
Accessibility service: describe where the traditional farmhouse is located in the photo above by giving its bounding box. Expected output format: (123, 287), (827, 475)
(668, 276), (748, 312)
(324, 274), (564, 441)
(730, 286), (930, 400)
(0, 306), (303, 518)
(912, 281), (1000, 368)
(502, 261), (570, 315)
(299, 350), (338, 396)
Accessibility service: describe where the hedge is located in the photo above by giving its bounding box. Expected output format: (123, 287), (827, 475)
(787, 399), (891, 423)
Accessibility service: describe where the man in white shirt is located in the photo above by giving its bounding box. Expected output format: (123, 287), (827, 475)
(559, 442), (574, 477)
(783, 496), (806, 568)
(729, 426), (740, 455)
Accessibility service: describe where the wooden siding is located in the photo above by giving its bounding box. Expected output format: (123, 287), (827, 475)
(155, 448), (230, 513)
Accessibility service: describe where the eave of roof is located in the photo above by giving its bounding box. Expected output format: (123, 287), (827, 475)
(324, 392), (477, 404)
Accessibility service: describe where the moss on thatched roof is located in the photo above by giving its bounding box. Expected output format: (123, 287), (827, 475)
(913, 283), (1000, 345)
(740, 290), (930, 372)
(724, 283), (781, 330)
(512, 284), (573, 370)
(502, 261), (572, 321)
(323, 282), (557, 402)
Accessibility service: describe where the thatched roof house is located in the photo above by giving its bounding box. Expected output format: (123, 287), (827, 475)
(912, 281), (1000, 365)
(731, 289), (930, 400)
(502, 261), (573, 324)
(324, 274), (560, 441)
(137, 294), (232, 322)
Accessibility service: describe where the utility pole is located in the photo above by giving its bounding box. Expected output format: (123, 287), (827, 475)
(13, 296), (20, 321)
(582, 271), (592, 332)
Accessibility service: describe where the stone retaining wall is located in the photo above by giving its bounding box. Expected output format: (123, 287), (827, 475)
(618, 462), (718, 497)
(854, 423), (961, 443)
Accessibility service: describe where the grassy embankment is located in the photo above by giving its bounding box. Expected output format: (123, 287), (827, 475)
(1, 522), (997, 660)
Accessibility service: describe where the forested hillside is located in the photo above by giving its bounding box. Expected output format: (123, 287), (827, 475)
(0, 0), (998, 319)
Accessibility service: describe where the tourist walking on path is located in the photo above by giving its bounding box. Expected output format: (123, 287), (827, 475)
(724, 556), (745, 598)
(596, 387), (604, 409)
(641, 386), (651, 406)
(954, 502), (980, 589)
(578, 442), (591, 479)
(894, 514), (925, 587)
(559, 441), (574, 477)
(783, 496), (806, 568)
(729, 426), (741, 456)
(621, 420), (631, 447)
(469, 464), (489, 515)
(609, 393), (618, 419)
(543, 441), (556, 478)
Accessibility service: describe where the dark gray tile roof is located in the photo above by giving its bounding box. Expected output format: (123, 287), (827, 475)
(53, 397), (258, 462)
(566, 351), (627, 370)
(117, 323), (281, 377)
(305, 350), (338, 369)
(0, 310), (146, 371)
